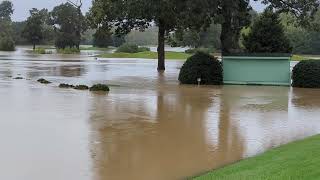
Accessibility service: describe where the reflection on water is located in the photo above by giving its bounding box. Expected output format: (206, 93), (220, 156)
(0, 49), (320, 180)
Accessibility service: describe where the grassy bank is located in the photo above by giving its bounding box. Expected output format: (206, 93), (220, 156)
(80, 46), (112, 51)
(292, 55), (320, 61)
(194, 135), (320, 180)
(100, 51), (191, 60)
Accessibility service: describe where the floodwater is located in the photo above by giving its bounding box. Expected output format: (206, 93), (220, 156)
(1, 48), (320, 180)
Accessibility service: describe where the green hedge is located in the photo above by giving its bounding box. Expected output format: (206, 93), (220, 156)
(178, 52), (223, 85)
(292, 60), (320, 88)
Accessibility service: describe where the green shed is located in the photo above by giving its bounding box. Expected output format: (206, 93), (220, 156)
(223, 56), (291, 86)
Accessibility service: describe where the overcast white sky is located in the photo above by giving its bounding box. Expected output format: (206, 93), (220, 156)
(2, 0), (266, 21)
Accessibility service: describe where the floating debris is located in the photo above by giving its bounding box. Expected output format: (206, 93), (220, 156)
(37, 78), (52, 84)
(59, 83), (75, 88)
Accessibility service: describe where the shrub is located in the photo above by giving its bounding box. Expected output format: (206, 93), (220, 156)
(178, 52), (223, 85)
(90, 84), (110, 92)
(243, 9), (292, 53)
(0, 36), (15, 51)
(138, 46), (150, 52)
(74, 85), (89, 90)
(37, 78), (52, 84)
(33, 48), (46, 54)
(57, 47), (80, 54)
(292, 60), (320, 88)
(116, 43), (150, 53)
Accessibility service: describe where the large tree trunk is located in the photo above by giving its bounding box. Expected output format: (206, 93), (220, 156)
(157, 21), (166, 71)
(33, 43), (36, 50)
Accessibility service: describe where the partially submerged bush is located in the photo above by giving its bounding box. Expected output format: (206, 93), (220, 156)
(292, 60), (320, 88)
(37, 78), (52, 84)
(33, 48), (46, 54)
(0, 36), (15, 51)
(90, 84), (110, 92)
(13, 77), (23, 79)
(74, 85), (89, 90)
(59, 83), (75, 88)
(116, 44), (150, 53)
(178, 52), (223, 85)
(57, 47), (80, 54)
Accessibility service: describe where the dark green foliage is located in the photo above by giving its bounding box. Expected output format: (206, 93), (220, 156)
(59, 83), (75, 88)
(243, 9), (292, 53)
(74, 85), (89, 90)
(37, 78), (52, 84)
(0, 36), (14, 51)
(178, 52), (223, 85)
(0, 0), (15, 51)
(93, 27), (113, 48)
(0, 0), (13, 20)
(50, 3), (87, 49)
(116, 44), (150, 53)
(292, 60), (320, 88)
(22, 8), (48, 50)
(88, 0), (218, 70)
(90, 84), (110, 92)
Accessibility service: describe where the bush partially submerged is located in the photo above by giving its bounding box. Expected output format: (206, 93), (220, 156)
(292, 60), (320, 88)
(59, 83), (75, 88)
(37, 78), (52, 84)
(57, 47), (80, 54)
(0, 36), (15, 51)
(74, 85), (89, 90)
(178, 52), (223, 85)
(90, 84), (110, 92)
(13, 77), (23, 79)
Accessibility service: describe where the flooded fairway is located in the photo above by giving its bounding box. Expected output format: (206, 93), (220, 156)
(1, 49), (320, 180)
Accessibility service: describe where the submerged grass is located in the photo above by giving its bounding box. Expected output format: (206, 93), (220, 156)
(193, 135), (320, 180)
(100, 51), (191, 60)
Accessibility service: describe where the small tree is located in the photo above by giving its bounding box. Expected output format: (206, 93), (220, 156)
(22, 8), (48, 50)
(243, 9), (292, 53)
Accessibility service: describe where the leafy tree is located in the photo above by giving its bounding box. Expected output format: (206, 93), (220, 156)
(93, 26), (113, 47)
(22, 8), (48, 50)
(0, 0), (14, 51)
(88, 0), (218, 70)
(49, 3), (87, 49)
(0, 0), (13, 20)
(243, 9), (292, 53)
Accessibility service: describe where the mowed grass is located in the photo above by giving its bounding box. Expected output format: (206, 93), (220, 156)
(193, 135), (320, 180)
(100, 51), (191, 60)
(292, 55), (320, 61)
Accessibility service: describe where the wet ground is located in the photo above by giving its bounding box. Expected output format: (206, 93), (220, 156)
(0, 48), (320, 180)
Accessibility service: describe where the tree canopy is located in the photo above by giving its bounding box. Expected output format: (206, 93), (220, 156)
(88, 0), (218, 70)
(22, 8), (48, 50)
(243, 9), (292, 53)
(49, 2), (87, 49)
(0, 0), (15, 51)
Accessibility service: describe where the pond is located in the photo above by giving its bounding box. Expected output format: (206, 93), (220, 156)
(0, 48), (320, 180)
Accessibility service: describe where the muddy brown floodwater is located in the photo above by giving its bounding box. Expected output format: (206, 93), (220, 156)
(0, 48), (320, 180)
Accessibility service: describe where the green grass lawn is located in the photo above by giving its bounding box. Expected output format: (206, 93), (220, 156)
(291, 55), (320, 61)
(80, 46), (112, 51)
(100, 51), (191, 60)
(193, 135), (320, 180)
